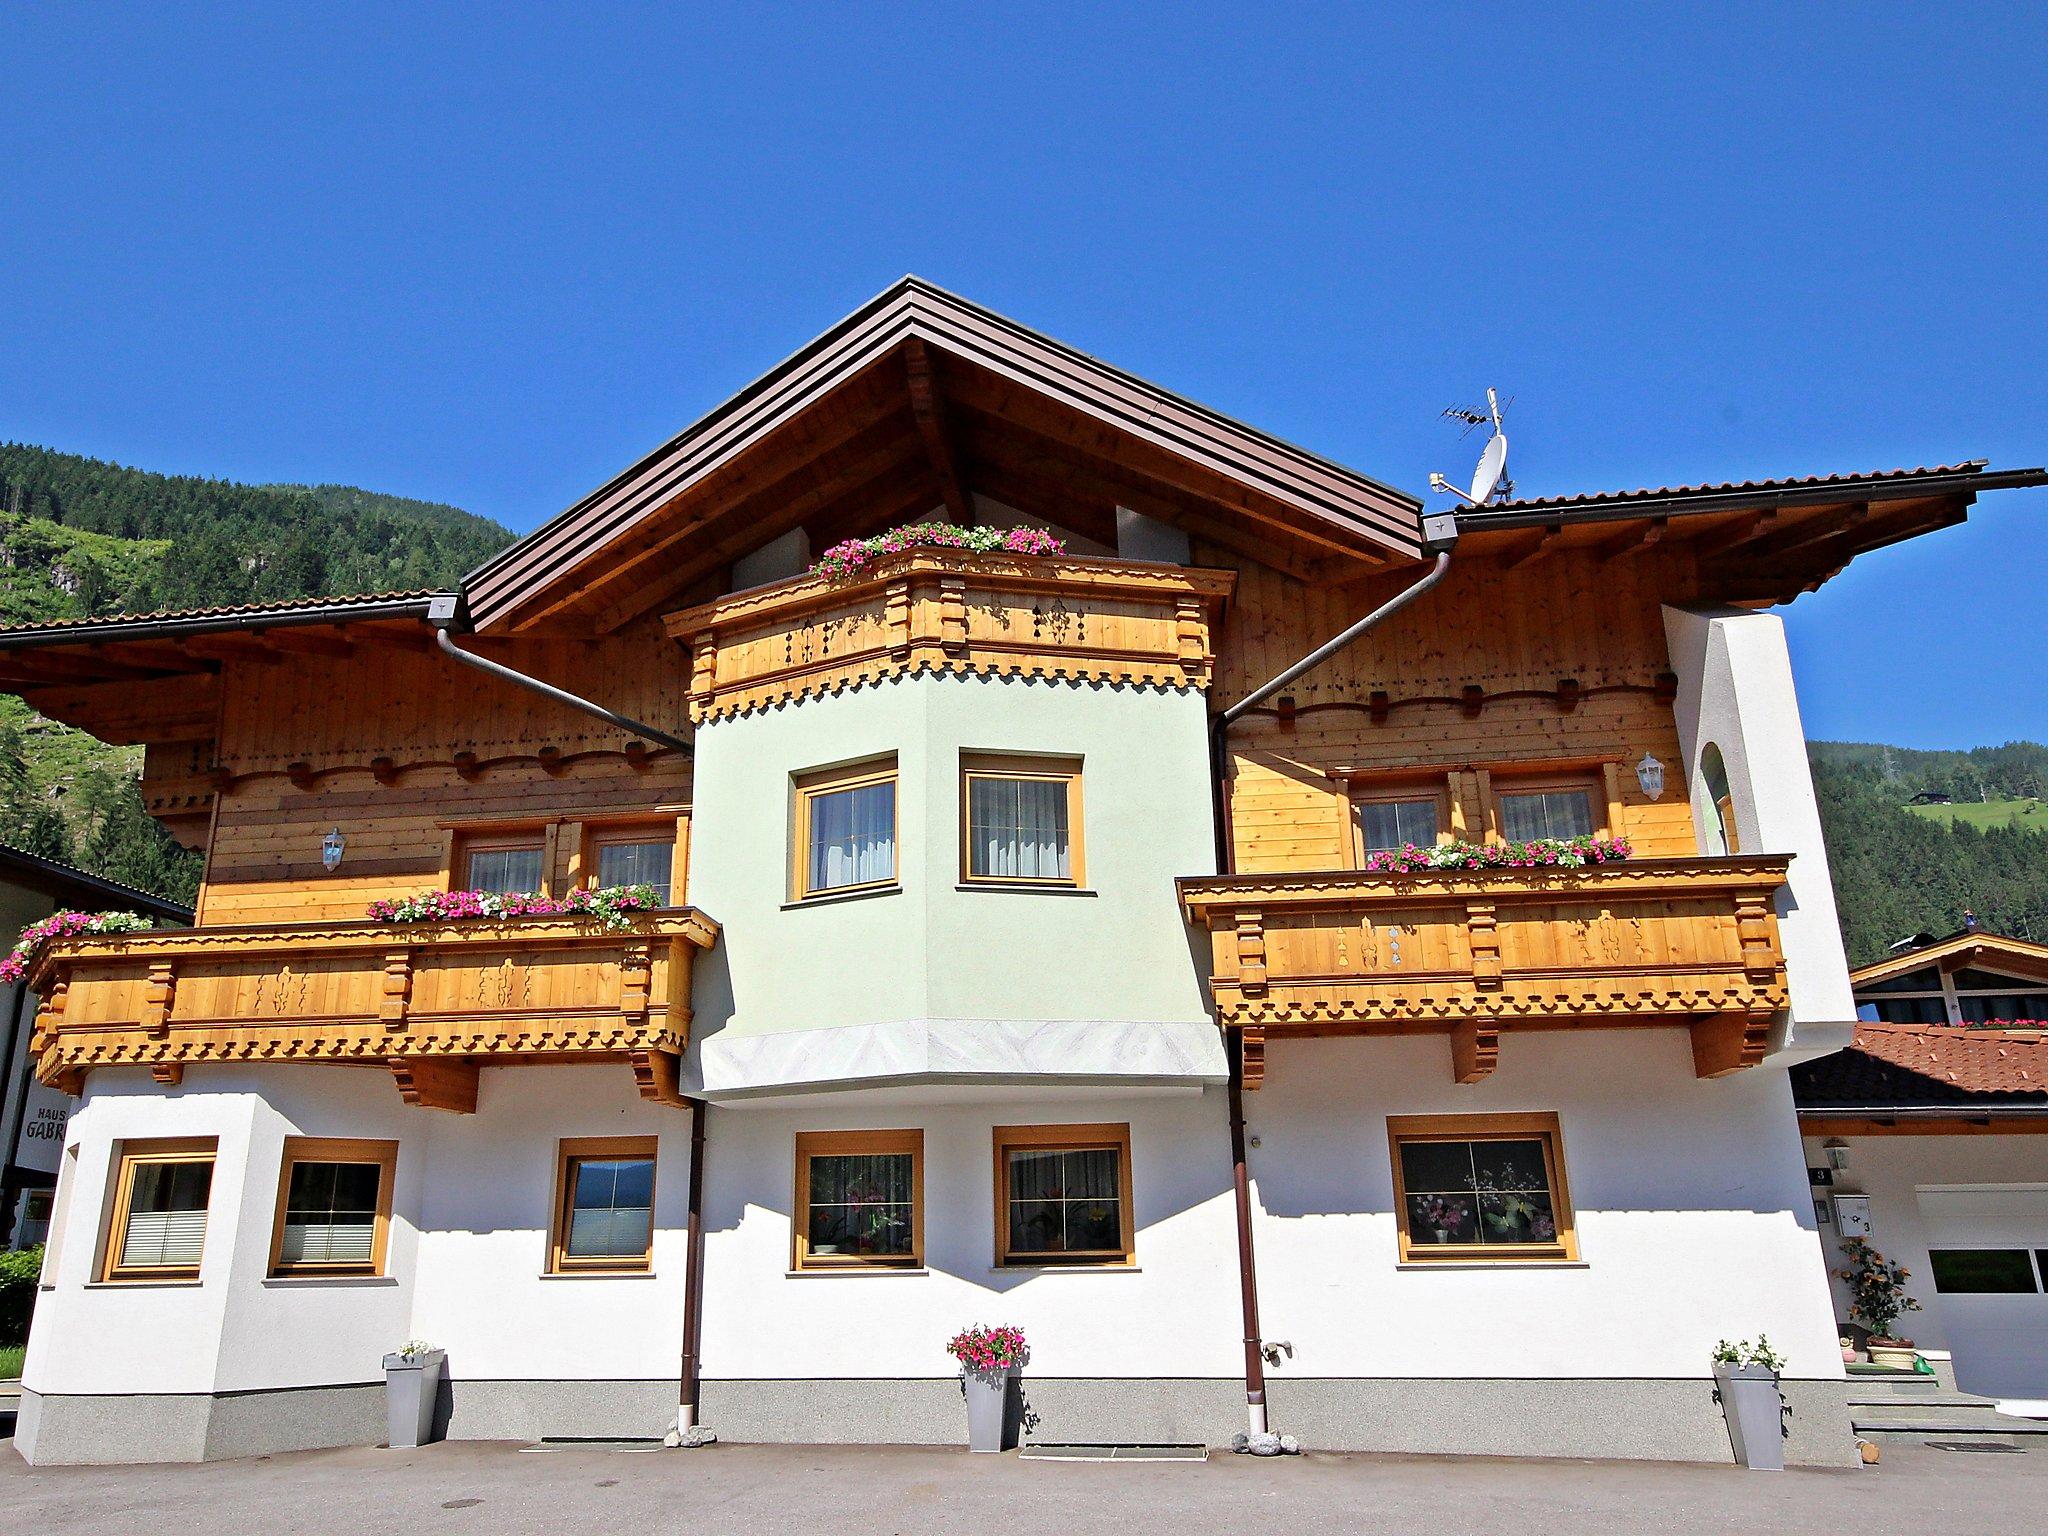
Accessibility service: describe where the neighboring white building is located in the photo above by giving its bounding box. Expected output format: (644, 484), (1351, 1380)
(2, 281), (2041, 1467)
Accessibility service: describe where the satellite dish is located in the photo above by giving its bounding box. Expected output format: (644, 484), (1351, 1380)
(1431, 386), (1511, 507)
(1470, 431), (1508, 505)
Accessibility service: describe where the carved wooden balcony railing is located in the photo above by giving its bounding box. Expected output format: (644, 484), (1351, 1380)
(663, 550), (1237, 722)
(1177, 856), (1792, 1087)
(28, 910), (720, 1112)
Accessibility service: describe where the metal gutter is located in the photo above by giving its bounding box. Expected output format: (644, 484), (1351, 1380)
(1452, 465), (2048, 537)
(1796, 1105), (2048, 1119)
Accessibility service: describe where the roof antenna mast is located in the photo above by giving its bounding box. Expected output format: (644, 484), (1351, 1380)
(1429, 388), (1514, 507)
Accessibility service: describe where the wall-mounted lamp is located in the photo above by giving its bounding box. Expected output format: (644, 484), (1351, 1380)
(1822, 1137), (1851, 1173)
(321, 828), (346, 872)
(1635, 752), (1666, 801)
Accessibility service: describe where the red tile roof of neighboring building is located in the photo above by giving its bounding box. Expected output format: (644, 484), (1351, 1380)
(1793, 1023), (2048, 1112)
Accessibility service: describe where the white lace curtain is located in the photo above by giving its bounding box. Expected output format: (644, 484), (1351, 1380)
(969, 776), (1070, 880)
(810, 782), (896, 891)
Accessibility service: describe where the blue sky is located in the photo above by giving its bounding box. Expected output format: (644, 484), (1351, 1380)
(2, 4), (2041, 748)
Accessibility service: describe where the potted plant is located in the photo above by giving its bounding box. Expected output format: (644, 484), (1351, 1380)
(382, 1339), (445, 1449)
(1711, 1336), (1787, 1471)
(945, 1324), (1027, 1453)
(1837, 1237), (1923, 1369)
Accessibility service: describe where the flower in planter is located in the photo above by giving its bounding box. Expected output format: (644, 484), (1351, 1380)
(811, 522), (1067, 580)
(0, 909), (156, 985)
(1836, 1236), (1922, 1342)
(1361, 835), (1632, 875)
(946, 1324), (1029, 1375)
(366, 884), (662, 933)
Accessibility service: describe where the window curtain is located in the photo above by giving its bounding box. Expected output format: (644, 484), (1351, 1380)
(279, 1162), (379, 1265)
(1499, 790), (1594, 842)
(468, 846), (544, 893)
(1357, 798), (1439, 853)
(122, 1161), (211, 1267)
(597, 841), (672, 903)
(567, 1158), (655, 1258)
(969, 777), (1070, 880)
(810, 783), (895, 891)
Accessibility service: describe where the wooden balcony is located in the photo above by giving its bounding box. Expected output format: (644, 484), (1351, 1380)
(28, 910), (720, 1111)
(664, 550), (1236, 722)
(1177, 856), (1791, 1086)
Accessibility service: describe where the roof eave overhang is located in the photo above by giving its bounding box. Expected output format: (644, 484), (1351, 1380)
(0, 594), (445, 656)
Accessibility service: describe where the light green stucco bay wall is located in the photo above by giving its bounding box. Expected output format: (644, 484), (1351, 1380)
(685, 673), (1217, 1040)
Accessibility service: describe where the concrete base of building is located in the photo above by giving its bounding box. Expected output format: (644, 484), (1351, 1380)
(12, 1374), (1858, 1468)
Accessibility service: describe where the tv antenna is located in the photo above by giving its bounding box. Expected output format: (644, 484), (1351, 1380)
(1429, 388), (1513, 506)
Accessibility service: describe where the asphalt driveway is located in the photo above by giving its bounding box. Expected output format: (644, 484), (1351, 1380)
(4, 1437), (2039, 1535)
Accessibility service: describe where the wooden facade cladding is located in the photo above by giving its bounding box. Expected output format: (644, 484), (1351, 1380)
(1178, 856), (1791, 1086)
(26, 911), (718, 1109)
(663, 550), (1235, 723)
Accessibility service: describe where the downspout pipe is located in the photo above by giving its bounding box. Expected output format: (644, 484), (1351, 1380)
(425, 594), (694, 756)
(1208, 514), (1458, 1435)
(676, 1093), (709, 1436)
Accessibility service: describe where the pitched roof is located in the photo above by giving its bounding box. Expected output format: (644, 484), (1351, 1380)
(1793, 1023), (2048, 1113)
(1851, 929), (2048, 990)
(0, 590), (441, 648)
(1470, 463), (2037, 518)
(0, 842), (192, 921)
(460, 276), (1426, 631)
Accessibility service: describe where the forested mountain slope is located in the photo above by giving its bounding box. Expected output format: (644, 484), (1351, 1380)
(0, 445), (514, 903)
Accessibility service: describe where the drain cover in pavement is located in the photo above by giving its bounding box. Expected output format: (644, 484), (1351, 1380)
(1927, 1441), (2025, 1453)
(1020, 1444), (1208, 1462)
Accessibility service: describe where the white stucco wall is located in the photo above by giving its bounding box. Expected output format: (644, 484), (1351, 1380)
(1800, 1130), (2048, 1396)
(685, 673), (1218, 1049)
(1662, 604), (1858, 1037)
(26, 1063), (693, 1400)
(698, 1090), (1242, 1382)
(1250, 1028), (1845, 1383)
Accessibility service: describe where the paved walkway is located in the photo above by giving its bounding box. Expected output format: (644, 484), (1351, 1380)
(4, 1438), (2040, 1535)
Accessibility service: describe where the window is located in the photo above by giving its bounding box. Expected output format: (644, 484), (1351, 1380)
(1387, 1113), (1577, 1262)
(993, 1124), (1133, 1266)
(550, 1138), (657, 1273)
(102, 1139), (216, 1282)
(462, 832), (546, 895)
(1928, 1249), (2040, 1294)
(792, 1130), (922, 1270)
(1353, 794), (1444, 858)
(1496, 785), (1598, 843)
(962, 756), (1082, 885)
(1699, 744), (1740, 856)
(794, 760), (898, 899)
(269, 1137), (397, 1278)
(588, 823), (678, 904)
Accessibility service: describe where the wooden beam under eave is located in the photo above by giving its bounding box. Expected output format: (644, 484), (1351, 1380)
(1689, 1014), (1770, 1079)
(1595, 516), (1667, 564)
(1682, 508), (1779, 561)
(257, 627), (357, 660)
(390, 1056), (479, 1112)
(185, 634), (284, 667)
(904, 338), (972, 524)
(1502, 525), (1566, 571)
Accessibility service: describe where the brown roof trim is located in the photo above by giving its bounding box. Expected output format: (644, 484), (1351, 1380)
(462, 277), (1424, 630)
(1851, 929), (2048, 988)
(0, 591), (443, 651)
(1453, 462), (2047, 534)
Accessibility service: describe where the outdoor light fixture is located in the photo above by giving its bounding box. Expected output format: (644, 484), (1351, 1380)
(1635, 752), (1666, 800)
(1823, 1137), (1851, 1173)
(322, 828), (346, 872)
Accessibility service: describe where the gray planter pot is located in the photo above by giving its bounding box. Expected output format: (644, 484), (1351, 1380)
(1714, 1362), (1784, 1471)
(383, 1349), (445, 1449)
(962, 1367), (1018, 1453)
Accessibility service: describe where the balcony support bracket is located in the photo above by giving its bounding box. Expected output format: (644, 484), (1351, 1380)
(631, 1048), (688, 1107)
(1451, 1019), (1499, 1083)
(390, 1056), (479, 1113)
(1690, 1013), (1770, 1079)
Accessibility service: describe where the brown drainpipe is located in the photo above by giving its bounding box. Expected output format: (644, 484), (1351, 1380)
(677, 1093), (709, 1433)
(1226, 1032), (1268, 1434)
(1206, 518), (1459, 1436)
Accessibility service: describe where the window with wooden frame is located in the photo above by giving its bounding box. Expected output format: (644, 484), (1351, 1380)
(1348, 781), (1453, 862)
(458, 828), (549, 895)
(549, 1137), (657, 1273)
(961, 754), (1084, 886)
(582, 820), (681, 905)
(993, 1123), (1133, 1266)
(1490, 771), (1606, 844)
(269, 1137), (398, 1278)
(101, 1138), (216, 1283)
(793, 759), (898, 900)
(792, 1129), (923, 1270)
(1387, 1113), (1578, 1263)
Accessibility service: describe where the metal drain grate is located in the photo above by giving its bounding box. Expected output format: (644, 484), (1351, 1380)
(1020, 1443), (1208, 1463)
(1927, 1441), (2025, 1454)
